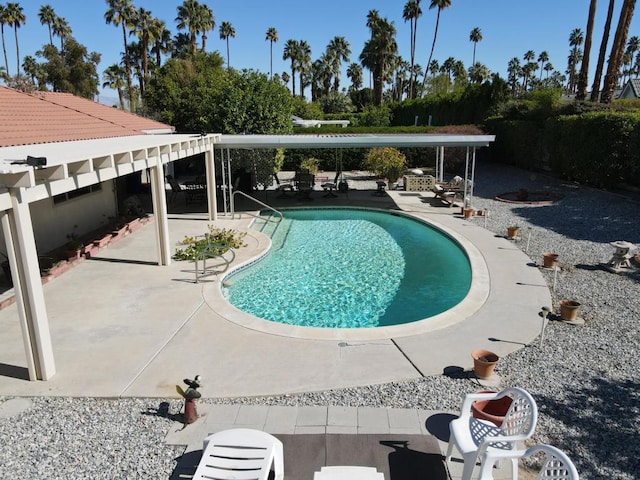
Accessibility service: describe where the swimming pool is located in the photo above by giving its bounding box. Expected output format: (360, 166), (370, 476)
(222, 208), (471, 329)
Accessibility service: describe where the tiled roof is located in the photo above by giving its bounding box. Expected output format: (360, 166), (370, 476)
(0, 86), (174, 148)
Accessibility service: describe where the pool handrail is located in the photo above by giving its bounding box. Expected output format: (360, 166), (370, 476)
(231, 190), (283, 224)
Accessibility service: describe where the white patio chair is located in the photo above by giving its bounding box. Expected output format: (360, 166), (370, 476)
(193, 428), (284, 480)
(478, 444), (579, 480)
(445, 387), (538, 480)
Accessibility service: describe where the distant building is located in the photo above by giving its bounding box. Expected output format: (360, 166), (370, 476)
(617, 78), (640, 99)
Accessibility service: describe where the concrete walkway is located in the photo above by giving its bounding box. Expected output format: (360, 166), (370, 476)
(0, 188), (550, 398)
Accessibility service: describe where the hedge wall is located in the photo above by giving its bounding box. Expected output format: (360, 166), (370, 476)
(485, 112), (640, 189)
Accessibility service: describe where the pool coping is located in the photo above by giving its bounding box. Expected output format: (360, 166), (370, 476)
(210, 207), (490, 341)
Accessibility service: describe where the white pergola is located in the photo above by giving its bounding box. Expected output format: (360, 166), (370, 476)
(0, 132), (494, 381)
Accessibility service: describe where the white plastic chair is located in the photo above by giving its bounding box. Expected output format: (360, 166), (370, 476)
(478, 444), (579, 480)
(445, 387), (538, 480)
(193, 428), (284, 480)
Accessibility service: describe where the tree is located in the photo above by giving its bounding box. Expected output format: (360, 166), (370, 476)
(403, 0), (422, 99)
(149, 18), (171, 68)
(144, 54), (293, 134)
(576, 0), (597, 100)
(297, 40), (311, 98)
(38, 4), (56, 46)
(591, 0), (616, 101)
(37, 38), (100, 98)
(105, 0), (136, 111)
(347, 62), (363, 90)
(537, 51), (549, 80)
(265, 27), (278, 79)
(0, 5), (9, 75)
(102, 63), (127, 109)
(567, 28), (584, 93)
(507, 57), (521, 96)
(52, 16), (71, 50)
(601, 0), (636, 103)
(219, 21), (235, 69)
(132, 7), (152, 96)
(423, 0), (452, 89)
(22, 55), (45, 88)
(469, 27), (482, 65)
(5, 2), (25, 78)
(283, 39), (299, 95)
(360, 10), (397, 105)
(327, 36), (350, 91)
(175, 0), (214, 54)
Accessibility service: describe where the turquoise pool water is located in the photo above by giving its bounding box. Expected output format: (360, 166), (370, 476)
(222, 208), (471, 328)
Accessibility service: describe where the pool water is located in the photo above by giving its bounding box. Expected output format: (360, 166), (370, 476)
(222, 208), (471, 328)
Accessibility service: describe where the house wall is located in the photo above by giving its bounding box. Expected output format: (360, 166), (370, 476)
(30, 180), (118, 253)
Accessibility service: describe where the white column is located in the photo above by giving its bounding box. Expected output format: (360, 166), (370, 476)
(463, 147), (470, 207)
(205, 147), (218, 221)
(150, 160), (171, 266)
(7, 189), (56, 380)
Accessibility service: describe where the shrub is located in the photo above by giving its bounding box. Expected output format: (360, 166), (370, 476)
(174, 226), (247, 261)
(363, 147), (407, 182)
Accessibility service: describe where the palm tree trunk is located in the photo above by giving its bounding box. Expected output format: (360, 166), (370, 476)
(14, 26), (19, 78)
(601, 0), (636, 103)
(422, 9), (442, 88)
(226, 39), (230, 69)
(48, 24), (53, 46)
(269, 41), (273, 78)
(591, 0), (616, 101)
(577, 0), (598, 100)
(122, 23), (135, 112)
(118, 88), (125, 110)
(1, 26), (8, 76)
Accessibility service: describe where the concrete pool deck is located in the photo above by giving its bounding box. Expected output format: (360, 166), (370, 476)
(0, 188), (551, 398)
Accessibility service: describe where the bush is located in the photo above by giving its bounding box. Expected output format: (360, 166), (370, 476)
(174, 226), (247, 261)
(363, 147), (407, 182)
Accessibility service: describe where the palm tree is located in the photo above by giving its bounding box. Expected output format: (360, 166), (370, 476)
(176, 0), (214, 54)
(360, 11), (397, 105)
(568, 28), (584, 93)
(346, 62), (363, 90)
(219, 21), (235, 69)
(132, 7), (152, 95)
(0, 5), (9, 76)
(591, 0), (616, 101)
(507, 57), (521, 96)
(327, 36), (350, 91)
(281, 71), (290, 91)
(601, 0), (637, 103)
(149, 18), (171, 68)
(265, 27), (278, 79)
(297, 40), (311, 97)
(283, 39), (299, 95)
(105, 0), (136, 112)
(469, 27), (482, 65)
(469, 62), (490, 84)
(52, 16), (71, 50)
(576, 0), (598, 100)
(103, 64), (127, 109)
(38, 4), (56, 46)
(403, 0), (422, 98)
(5, 3), (25, 78)
(537, 51), (549, 80)
(423, 0), (452, 89)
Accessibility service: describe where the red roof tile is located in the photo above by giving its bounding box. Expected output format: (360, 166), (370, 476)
(0, 86), (174, 148)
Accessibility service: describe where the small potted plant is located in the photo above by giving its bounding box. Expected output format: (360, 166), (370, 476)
(506, 225), (520, 239)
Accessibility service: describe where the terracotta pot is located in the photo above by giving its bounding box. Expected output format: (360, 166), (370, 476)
(559, 299), (581, 321)
(506, 227), (519, 239)
(471, 390), (513, 427)
(463, 207), (474, 219)
(471, 349), (499, 379)
(542, 252), (558, 268)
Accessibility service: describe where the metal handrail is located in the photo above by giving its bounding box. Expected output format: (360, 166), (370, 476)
(231, 190), (283, 223)
(194, 240), (236, 283)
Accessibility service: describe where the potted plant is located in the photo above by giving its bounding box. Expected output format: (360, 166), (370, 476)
(471, 349), (499, 379)
(506, 225), (520, 239)
(471, 390), (513, 427)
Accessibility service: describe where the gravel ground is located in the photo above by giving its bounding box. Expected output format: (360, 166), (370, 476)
(1, 163), (638, 479)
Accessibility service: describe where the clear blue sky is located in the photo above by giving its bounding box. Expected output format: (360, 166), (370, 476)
(5, 0), (640, 101)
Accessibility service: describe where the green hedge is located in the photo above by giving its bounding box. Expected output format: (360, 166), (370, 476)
(485, 111), (640, 189)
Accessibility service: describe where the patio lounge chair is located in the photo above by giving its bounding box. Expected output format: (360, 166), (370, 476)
(478, 444), (579, 480)
(445, 387), (538, 480)
(432, 183), (457, 207)
(193, 428), (284, 480)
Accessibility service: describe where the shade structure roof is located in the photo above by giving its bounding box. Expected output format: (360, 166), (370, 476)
(216, 133), (495, 149)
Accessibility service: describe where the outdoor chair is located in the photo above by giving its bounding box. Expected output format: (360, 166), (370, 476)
(432, 184), (457, 207)
(193, 428), (284, 480)
(478, 444), (579, 480)
(445, 387), (538, 480)
(166, 175), (185, 204)
(294, 172), (315, 200)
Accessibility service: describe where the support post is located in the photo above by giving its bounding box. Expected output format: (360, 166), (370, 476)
(150, 160), (171, 266)
(7, 190), (56, 380)
(205, 148), (217, 221)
